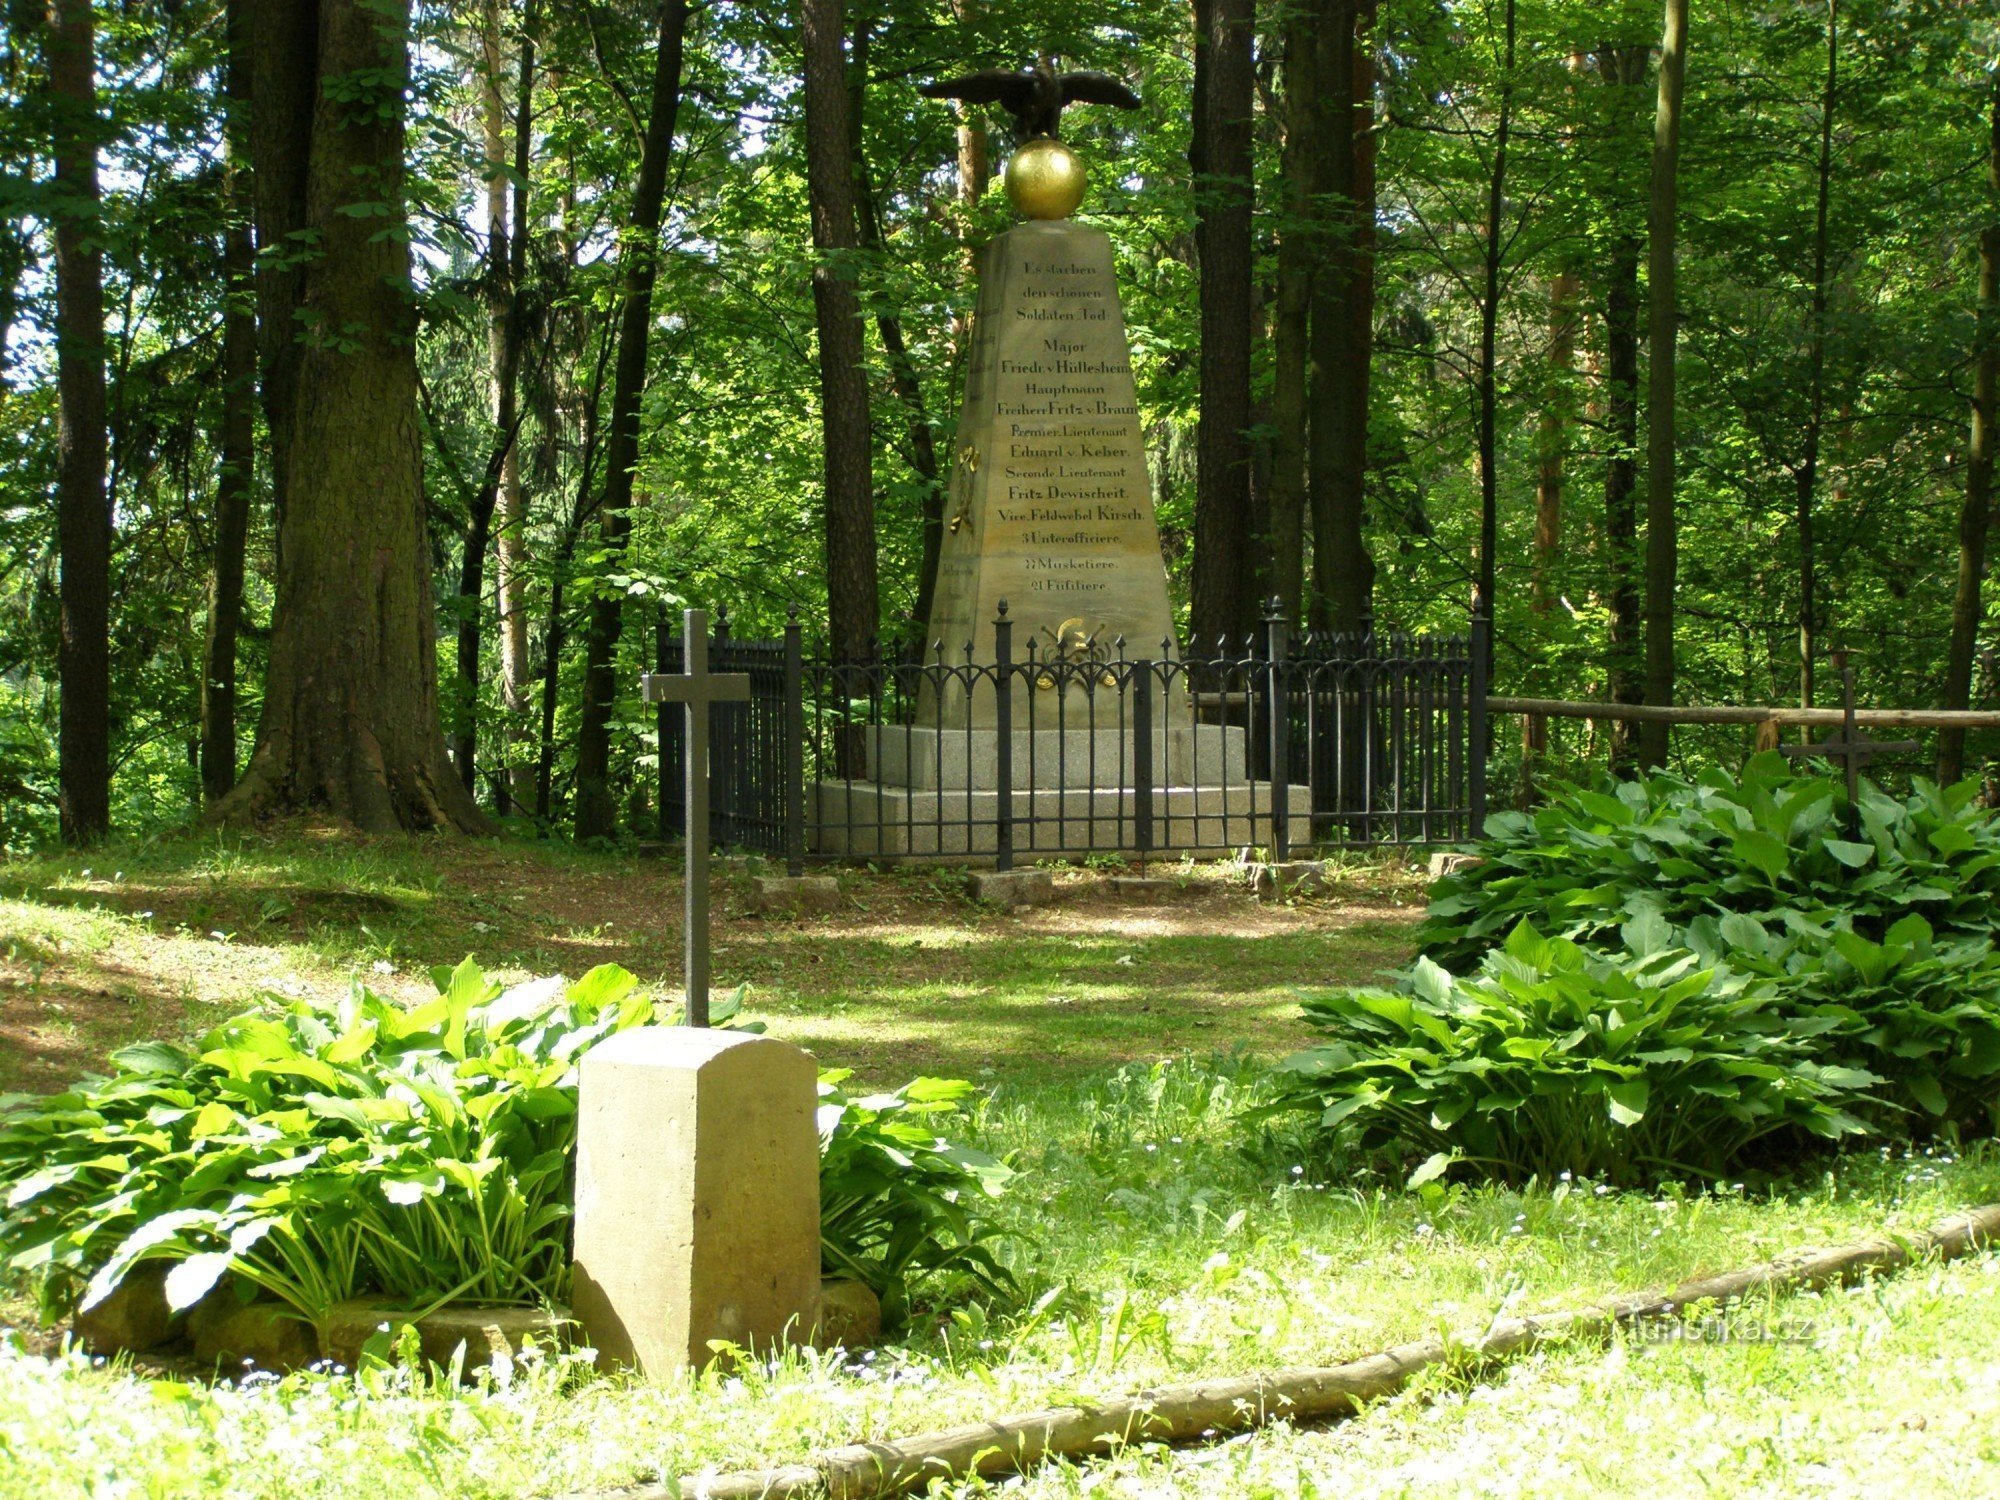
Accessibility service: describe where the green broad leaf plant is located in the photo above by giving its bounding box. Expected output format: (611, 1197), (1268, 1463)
(1420, 754), (2000, 972)
(815, 1072), (1015, 1328)
(1264, 921), (1876, 1187)
(0, 961), (1015, 1341)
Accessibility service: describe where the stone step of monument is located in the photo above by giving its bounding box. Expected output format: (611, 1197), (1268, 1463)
(811, 781), (1311, 859)
(863, 722), (1248, 791)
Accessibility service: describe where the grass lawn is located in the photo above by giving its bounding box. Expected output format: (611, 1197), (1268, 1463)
(2, 830), (1998, 1498)
(0, 830), (1421, 1093)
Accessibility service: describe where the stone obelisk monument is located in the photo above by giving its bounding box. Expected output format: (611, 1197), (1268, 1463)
(814, 64), (1304, 857)
(918, 65), (1176, 725)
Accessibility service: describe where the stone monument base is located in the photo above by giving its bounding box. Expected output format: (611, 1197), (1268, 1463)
(863, 723), (1248, 790)
(813, 779), (1310, 860)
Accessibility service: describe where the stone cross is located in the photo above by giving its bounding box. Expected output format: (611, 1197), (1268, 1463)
(640, 607), (749, 1028)
(1781, 649), (1919, 807)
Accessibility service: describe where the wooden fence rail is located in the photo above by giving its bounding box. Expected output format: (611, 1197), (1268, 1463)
(1489, 697), (2000, 751)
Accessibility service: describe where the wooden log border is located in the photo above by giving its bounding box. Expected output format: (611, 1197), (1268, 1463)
(564, 1203), (2000, 1500)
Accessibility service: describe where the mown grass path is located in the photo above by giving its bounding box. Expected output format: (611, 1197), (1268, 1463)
(0, 830), (1423, 1092)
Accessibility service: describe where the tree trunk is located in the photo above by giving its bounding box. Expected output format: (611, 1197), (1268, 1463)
(1941, 70), (2000, 784)
(1523, 268), (1579, 766)
(1191, 0), (1258, 648)
(201, 0), (255, 806)
(1795, 0), (1836, 716)
(804, 0), (877, 670)
(849, 14), (943, 644)
(213, 0), (485, 833)
(1600, 45), (1647, 767)
(1307, 0), (1377, 634)
(249, 0), (316, 547)
(1475, 0), (1517, 627)
(48, 0), (110, 843)
(1266, 0), (1316, 622)
(571, 0), (688, 842)
(494, 0), (536, 813)
(1638, 0), (1689, 768)
(457, 0), (535, 808)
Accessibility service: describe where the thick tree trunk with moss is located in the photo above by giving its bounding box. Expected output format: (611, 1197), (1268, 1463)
(48, 0), (110, 842)
(214, 0), (485, 833)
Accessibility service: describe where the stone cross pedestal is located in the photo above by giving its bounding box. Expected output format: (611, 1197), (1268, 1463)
(570, 1027), (819, 1376)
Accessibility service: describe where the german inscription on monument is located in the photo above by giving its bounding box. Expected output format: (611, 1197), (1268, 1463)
(925, 218), (1180, 724)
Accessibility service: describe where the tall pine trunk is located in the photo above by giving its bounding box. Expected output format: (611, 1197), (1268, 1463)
(48, 0), (110, 841)
(1639, 0), (1689, 767)
(571, 0), (688, 841)
(1795, 0), (1837, 714)
(1474, 0), (1517, 622)
(804, 0), (877, 673)
(492, 0), (536, 812)
(1524, 269), (1578, 766)
(250, 1), (315, 551)
(1191, 0), (1257, 647)
(1941, 71), (2000, 784)
(217, 0), (484, 831)
(849, 14), (942, 643)
(1267, 0), (1316, 621)
(1599, 45), (1647, 767)
(202, 0), (255, 805)
(1307, 0), (1377, 633)
(456, 0), (534, 808)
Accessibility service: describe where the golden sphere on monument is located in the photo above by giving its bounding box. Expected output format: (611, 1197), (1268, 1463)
(1005, 136), (1088, 220)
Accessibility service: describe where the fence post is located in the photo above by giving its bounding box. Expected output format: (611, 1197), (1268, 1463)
(784, 606), (806, 876)
(994, 602), (1014, 872)
(1264, 597), (1290, 862)
(656, 605), (671, 842)
(1468, 594), (1491, 842)
(1133, 658), (1154, 866)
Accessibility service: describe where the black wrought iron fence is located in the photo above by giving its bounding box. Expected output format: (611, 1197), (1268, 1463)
(660, 605), (1489, 870)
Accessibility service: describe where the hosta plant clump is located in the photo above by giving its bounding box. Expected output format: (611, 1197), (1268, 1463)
(1420, 755), (2000, 973)
(0, 961), (1014, 1342)
(1262, 922), (1877, 1187)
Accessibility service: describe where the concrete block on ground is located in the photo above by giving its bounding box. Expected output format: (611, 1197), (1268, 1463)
(965, 868), (1055, 908)
(809, 1279), (882, 1351)
(189, 1298), (317, 1374)
(73, 1265), (183, 1355)
(1106, 875), (1181, 901)
(571, 1027), (820, 1378)
(1428, 851), (1485, 881)
(1254, 861), (1330, 901)
(321, 1302), (574, 1375)
(749, 874), (841, 915)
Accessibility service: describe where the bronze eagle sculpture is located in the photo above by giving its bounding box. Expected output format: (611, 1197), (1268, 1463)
(919, 59), (1141, 141)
